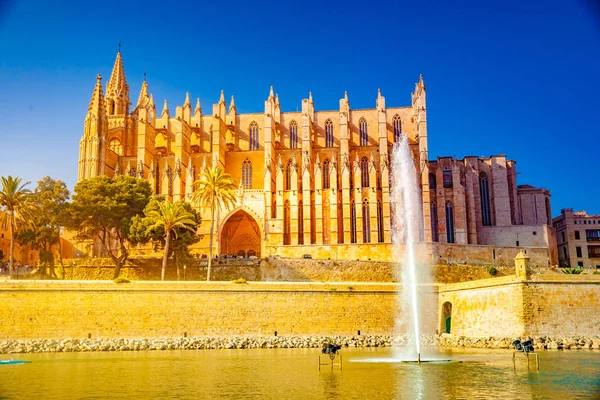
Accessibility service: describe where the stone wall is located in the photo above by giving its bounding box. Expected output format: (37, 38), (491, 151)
(438, 274), (600, 337)
(0, 281), (400, 340)
(54, 257), (523, 284)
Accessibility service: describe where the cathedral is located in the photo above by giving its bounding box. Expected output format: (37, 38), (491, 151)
(78, 52), (557, 263)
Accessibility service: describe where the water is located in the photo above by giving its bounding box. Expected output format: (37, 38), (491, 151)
(1, 348), (599, 399)
(390, 135), (431, 360)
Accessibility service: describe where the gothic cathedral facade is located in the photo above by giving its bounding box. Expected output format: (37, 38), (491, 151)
(78, 52), (557, 262)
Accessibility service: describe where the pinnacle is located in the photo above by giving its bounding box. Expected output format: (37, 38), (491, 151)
(269, 86), (274, 99)
(229, 95), (236, 113)
(88, 74), (105, 116)
(219, 90), (225, 103)
(162, 99), (169, 116)
(194, 97), (201, 114)
(184, 92), (191, 108)
(136, 79), (149, 107)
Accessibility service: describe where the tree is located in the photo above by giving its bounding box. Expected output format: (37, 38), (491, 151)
(0, 176), (32, 279)
(15, 177), (70, 279)
(66, 175), (151, 279)
(191, 167), (237, 281)
(130, 197), (201, 281)
(145, 200), (197, 281)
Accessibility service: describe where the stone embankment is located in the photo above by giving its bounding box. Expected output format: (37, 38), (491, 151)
(1, 335), (599, 354)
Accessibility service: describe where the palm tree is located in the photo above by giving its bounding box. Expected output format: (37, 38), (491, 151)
(146, 200), (197, 281)
(191, 167), (237, 281)
(0, 176), (32, 279)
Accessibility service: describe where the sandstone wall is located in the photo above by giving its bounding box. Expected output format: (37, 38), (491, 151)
(439, 275), (600, 338)
(438, 276), (525, 337)
(0, 281), (400, 340)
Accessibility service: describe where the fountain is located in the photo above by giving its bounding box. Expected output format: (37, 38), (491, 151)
(354, 133), (450, 364)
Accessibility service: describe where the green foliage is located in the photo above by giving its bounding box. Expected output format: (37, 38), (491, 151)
(15, 177), (70, 279)
(562, 268), (583, 274)
(593, 271), (600, 275)
(488, 266), (497, 276)
(232, 277), (247, 284)
(66, 175), (152, 279)
(0, 175), (33, 279)
(113, 277), (131, 283)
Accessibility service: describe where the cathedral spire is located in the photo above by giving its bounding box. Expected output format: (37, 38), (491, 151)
(105, 51), (130, 115)
(183, 92), (191, 108)
(309, 91), (313, 102)
(219, 90), (225, 103)
(87, 74), (106, 117)
(269, 86), (274, 99)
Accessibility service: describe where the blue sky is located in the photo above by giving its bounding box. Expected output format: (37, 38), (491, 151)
(0, 0), (598, 216)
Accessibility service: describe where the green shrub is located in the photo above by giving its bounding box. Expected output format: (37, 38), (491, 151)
(232, 278), (247, 284)
(113, 277), (131, 283)
(488, 267), (497, 276)
(562, 268), (583, 275)
(593, 271), (600, 275)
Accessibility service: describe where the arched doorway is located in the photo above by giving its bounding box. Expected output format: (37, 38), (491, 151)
(220, 210), (261, 258)
(441, 302), (452, 334)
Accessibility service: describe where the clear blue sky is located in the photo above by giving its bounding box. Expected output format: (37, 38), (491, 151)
(0, 0), (598, 217)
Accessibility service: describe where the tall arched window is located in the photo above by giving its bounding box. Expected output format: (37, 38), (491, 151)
(283, 200), (291, 245)
(360, 157), (369, 187)
(479, 172), (491, 226)
(285, 160), (293, 190)
(109, 139), (123, 156)
(362, 199), (370, 243)
(323, 159), (330, 189)
(350, 200), (357, 243)
(325, 119), (334, 147)
(446, 201), (455, 244)
(377, 200), (384, 243)
(431, 202), (438, 242)
(242, 158), (252, 189)
(298, 200), (304, 245)
(429, 173), (437, 190)
(359, 118), (368, 146)
(249, 122), (259, 150)
(289, 121), (298, 149)
(393, 115), (402, 143)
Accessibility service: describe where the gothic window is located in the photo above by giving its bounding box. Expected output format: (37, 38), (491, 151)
(377, 200), (384, 243)
(479, 172), (491, 226)
(290, 120), (298, 149)
(359, 118), (368, 146)
(393, 115), (402, 143)
(350, 200), (357, 243)
(431, 202), (438, 242)
(272, 197), (277, 219)
(325, 119), (334, 147)
(109, 139), (123, 156)
(323, 159), (330, 189)
(429, 173), (437, 189)
(362, 199), (370, 243)
(446, 201), (455, 244)
(443, 168), (453, 189)
(285, 160), (293, 190)
(298, 200), (304, 245)
(249, 122), (259, 150)
(360, 157), (369, 187)
(283, 200), (291, 245)
(242, 158), (252, 189)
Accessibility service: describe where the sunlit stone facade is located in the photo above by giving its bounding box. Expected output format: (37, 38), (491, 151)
(78, 52), (556, 261)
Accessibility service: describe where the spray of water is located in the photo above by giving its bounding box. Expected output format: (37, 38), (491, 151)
(390, 134), (423, 360)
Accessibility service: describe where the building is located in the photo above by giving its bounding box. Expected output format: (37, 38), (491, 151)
(553, 209), (600, 269)
(77, 51), (556, 262)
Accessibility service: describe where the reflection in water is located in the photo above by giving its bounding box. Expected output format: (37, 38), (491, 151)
(1, 348), (599, 399)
